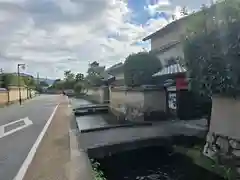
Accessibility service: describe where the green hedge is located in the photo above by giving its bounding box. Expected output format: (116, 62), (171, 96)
(0, 73), (28, 88)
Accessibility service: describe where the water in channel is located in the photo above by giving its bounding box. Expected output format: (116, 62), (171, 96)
(95, 146), (224, 180)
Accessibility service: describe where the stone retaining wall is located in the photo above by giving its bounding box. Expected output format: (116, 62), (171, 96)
(203, 96), (240, 176)
(203, 132), (240, 174)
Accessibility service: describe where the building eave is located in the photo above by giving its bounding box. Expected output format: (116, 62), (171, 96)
(153, 63), (187, 77)
(142, 8), (207, 41)
(150, 41), (181, 55)
(142, 16), (189, 41)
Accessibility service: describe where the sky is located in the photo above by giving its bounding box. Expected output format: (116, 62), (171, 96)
(0, 0), (211, 79)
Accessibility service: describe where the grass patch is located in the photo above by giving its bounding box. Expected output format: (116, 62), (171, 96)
(173, 145), (238, 180)
(91, 159), (107, 180)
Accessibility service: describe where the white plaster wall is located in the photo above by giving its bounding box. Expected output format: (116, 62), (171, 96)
(210, 96), (240, 140)
(156, 43), (184, 66)
(151, 24), (185, 51)
(115, 73), (124, 80)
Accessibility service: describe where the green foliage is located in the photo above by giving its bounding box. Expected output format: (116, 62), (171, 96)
(23, 76), (36, 88)
(183, 0), (240, 97)
(180, 6), (189, 16)
(64, 70), (75, 81)
(50, 79), (65, 90)
(39, 81), (48, 87)
(49, 71), (86, 90)
(63, 70), (75, 89)
(91, 159), (106, 180)
(0, 73), (25, 87)
(124, 52), (162, 86)
(0, 73), (37, 89)
(85, 62), (105, 87)
(74, 82), (82, 93)
(75, 73), (84, 82)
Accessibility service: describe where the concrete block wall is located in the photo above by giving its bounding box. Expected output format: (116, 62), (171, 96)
(0, 89), (8, 105)
(0, 86), (36, 105)
(86, 88), (100, 103)
(99, 86), (109, 104)
(8, 86), (29, 102)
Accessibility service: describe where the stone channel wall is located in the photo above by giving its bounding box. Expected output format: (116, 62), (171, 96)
(203, 96), (240, 174)
(86, 86), (109, 104)
(109, 86), (167, 122)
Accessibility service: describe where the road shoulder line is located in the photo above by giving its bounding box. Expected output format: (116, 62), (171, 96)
(13, 104), (59, 180)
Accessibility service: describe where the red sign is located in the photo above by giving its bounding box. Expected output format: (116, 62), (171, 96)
(176, 77), (188, 90)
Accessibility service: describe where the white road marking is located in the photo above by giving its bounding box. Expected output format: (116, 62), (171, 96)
(0, 117), (33, 139)
(13, 104), (59, 180)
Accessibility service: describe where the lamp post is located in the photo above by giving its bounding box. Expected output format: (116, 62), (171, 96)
(17, 63), (25, 105)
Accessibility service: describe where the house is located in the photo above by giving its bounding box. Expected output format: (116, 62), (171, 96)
(143, 2), (222, 68)
(104, 62), (125, 86)
(143, 17), (190, 67)
(142, 14), (192, 88)
(142, 10), (212, 120)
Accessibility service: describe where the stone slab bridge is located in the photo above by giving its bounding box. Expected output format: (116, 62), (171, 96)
(73, 103), (207, 159)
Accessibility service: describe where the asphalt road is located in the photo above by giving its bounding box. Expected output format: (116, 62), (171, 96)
(0, 95), (60, 180)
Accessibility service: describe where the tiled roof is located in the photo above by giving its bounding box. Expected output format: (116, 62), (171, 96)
(106, 63), (123, 72)
(106, 63), (124, 75)
(153, 63), (186, 77)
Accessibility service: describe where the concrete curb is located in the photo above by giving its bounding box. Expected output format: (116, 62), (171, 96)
(68, 102), (94, 180)
(69, 129), (94, 180)
(80, 122), (153, 133)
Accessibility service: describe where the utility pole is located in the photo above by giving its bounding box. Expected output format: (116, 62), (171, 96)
(37, 72), (39, 86)
(17, 64), (25, 105)
(0, 68), (3, 88)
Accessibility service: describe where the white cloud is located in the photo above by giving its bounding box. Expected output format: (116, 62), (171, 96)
(144, 0), (171, 16)
(144, 0), (193, 21)
(0, 0), (172, 79)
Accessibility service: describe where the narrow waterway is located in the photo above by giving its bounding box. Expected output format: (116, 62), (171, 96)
(95, 146), (224, 180)
(71, 98), (224, 180)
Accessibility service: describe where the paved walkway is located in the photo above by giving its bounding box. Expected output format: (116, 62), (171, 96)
(23, 96), (71, 180)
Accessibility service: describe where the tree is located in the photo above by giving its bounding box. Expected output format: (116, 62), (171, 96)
(63, 70), (76, 89)
(0, 73), (25, 87)
(39, 81), (49, 87)
(180, 6), (189, 16)
(124, 52), (162, 86)
(64, 70), (75, 81)
(85, 61), (104, 87)
(183, 0), (240, 97)
(75, 73), (84, 82)
(50, 79), (64, 90)
(74, 82), (82, 93)
(23, 76), (36, 88)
